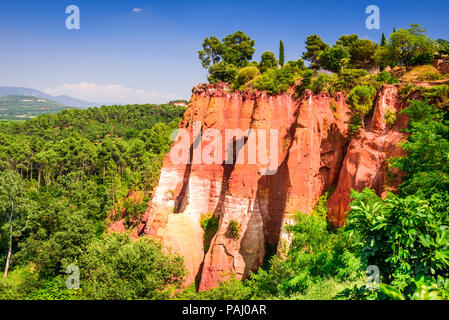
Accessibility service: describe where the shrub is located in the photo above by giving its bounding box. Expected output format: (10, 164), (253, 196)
(230, 66), (260, 91)
(335, 69), (369, 93)
(346, 85), (377, 129)
(226, 220), (241, 240)
(376, 71), (399, 84)
(79, 233), (186, 299)
(418, 71), (444, 81)
(259, 51), (278, 73)
(319, 45), (350, 73)
(208, 61), (238, 84)
(200, 213), (219, 252)
(254, 60), (306, 95)
(384, 109), (397, 128)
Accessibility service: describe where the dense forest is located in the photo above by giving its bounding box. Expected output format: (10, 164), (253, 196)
(1, 24), (449, 300)
(0, 104), (185, 299)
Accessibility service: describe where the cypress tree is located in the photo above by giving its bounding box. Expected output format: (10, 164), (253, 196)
(381, 33), (386, 46)
(279, 40), (285, 67)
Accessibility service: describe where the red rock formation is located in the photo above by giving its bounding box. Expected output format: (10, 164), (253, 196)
(142, 83), (408, 291)
(327, 85), (409, 227)
(433, 57), (449, 75)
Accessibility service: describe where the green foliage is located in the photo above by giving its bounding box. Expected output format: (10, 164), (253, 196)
(259, 51), (278, 73)
(346, 85), (377, 130)
(302, 35), (329, 70)
(230, 66), (260, 91)
(247, 194), (362, 299)
(0, 170), (36, 277)
(381, 33), (387, 47)
(376, 71), (399, 84)
(319, 45), (350, 73)
(334, 69), (369, 93)
(226, 220), (240, 240)
(0, 102), (184, 297)
(336, 35), (377, 70)
(198, 36), (223, 68)
(0, 95), (74, 121)
(208, 61), (238, 84)
(390, 100), (449, 197)
(79, 233), (186, 300)
(386, 24), (437, 69)
(279, 40), (285, 67)
(254, 61), (304, 94)
(221, 31), (256, 68)
(345, 189), (449, 298)
(199, 31), (255, 70)
(437, 39), (449, 56)
(383, 108), (397, 128)
(200, 213), (219, 252)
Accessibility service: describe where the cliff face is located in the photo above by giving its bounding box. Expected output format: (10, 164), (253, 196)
(142, 83), (408, 290)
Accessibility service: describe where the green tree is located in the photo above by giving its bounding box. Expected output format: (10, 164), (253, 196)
(279, 40), (285, 67)
(387, 24), (436, 69)
(0, 171), (35, 278)
(346, 85), (377, 129)
(79, 233), (186, 299)
(207, 61), (238, 83)
(302, 35), (329, 70)
(221, 31), (256, 68)
(198, 36), (223, 68)
(259, 51), (278, 73)
(319, 45), (350, 73)
(437, 39), (449, 55)
(381, 33), (387, 46)
(336, 35), (377, 69)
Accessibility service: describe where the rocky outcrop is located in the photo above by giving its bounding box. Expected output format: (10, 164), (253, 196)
(433, 56), (449, 75)
(142, 83), (408, 290)
(327, 85), (409, 227)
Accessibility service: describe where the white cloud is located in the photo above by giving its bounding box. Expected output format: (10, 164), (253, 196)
(132, 8), (143, 13)
(44, 82), (179, 105)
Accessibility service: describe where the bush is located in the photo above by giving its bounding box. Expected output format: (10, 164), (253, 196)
(259, 51), (278, 73)
(230, 66), (260, 91)
(346, 85), (377, 129)
(208, 61), (238, 84)
(254, 60), (305, 95)
(384, 109), (397, 127)
(226, 220), (241, 240)
(345, 189), (449, 298)
(200, 213), (219, 252)
(247, 194), (362, 299)
(335, 69), (369, 93)
(376, 71), (399, 84)
(319, 46), (350, 73)
(79, 233), (186, 300)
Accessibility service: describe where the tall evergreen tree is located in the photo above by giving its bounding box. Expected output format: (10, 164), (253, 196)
(279, 40), (285, 67)
(381, 32), (387, 46)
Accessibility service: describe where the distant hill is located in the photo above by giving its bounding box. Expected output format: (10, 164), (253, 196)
(0, 95), (76, 121)
(0, 86), (94, 109)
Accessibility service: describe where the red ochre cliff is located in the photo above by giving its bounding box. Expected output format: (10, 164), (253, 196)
(140, 83), (408, 290)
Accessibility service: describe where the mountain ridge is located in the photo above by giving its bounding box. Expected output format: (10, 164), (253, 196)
(0, 86), (95, 109)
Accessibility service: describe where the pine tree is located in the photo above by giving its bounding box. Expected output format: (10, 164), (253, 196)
(393, 27), (397, 33)
(279, 40), (285, 67)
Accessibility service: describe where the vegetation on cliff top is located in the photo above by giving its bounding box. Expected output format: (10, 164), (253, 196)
(199, 25), (448, 96)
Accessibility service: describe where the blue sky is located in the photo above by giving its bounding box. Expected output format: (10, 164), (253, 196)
(1, 0), (448, 104)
